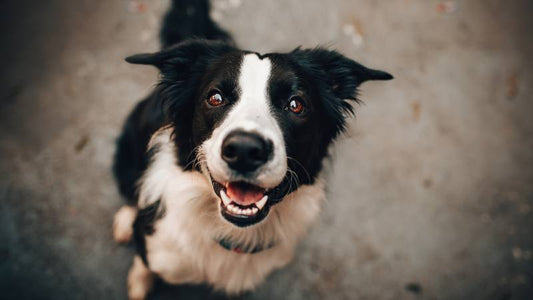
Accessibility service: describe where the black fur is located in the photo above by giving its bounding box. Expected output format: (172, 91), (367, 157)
(113, 0), (392, 258)
(119, 46), (392, 199)
(113, 1), (235, 203)
(265, 49), (393, 185)
(133, 199), (164, 265)
(114, 0), (393, 203)
(113, 90), (165, 202)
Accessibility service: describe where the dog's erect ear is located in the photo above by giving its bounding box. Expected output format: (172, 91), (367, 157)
(289, 48), (392, 101)
(125, 52), (163, 66)
(125, 40), (236, 170)
(289, 48), (392, 136)
(125, 39), (235, 70)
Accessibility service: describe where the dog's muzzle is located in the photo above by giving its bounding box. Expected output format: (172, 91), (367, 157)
(207, 130), (291, 227)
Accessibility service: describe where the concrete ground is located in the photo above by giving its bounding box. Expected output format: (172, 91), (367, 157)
(1, 0), (532, 299)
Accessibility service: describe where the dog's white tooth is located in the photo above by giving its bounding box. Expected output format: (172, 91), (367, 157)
(220, 190), (231, 206)
(233, 206), (240, 214)
(252, 207), (258, 214)
(244, 208), (251, 215)
(256, 195), (268, 210)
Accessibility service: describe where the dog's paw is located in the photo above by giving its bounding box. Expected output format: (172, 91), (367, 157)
(113, 205), (137, 243)
(128, 256), (154, 300)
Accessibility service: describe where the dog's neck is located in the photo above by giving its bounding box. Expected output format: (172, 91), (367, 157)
(215, 236), (275, 254)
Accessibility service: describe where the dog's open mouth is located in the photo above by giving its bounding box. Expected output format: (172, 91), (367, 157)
(211, 180), (276, 227)
(221, 182), (268, 216)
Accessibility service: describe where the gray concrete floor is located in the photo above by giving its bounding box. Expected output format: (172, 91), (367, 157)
(1, 0), (532, 299)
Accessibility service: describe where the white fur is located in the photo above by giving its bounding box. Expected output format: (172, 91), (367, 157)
(129, 127), (324, 296)
(113, 205), (138, 243)
(202, 54), (287, 188)
(128, 256), (154, 300)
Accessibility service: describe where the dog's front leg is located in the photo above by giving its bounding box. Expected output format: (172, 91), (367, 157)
(127, 256), (154, 300)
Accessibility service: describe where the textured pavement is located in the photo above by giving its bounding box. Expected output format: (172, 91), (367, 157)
(1, 0), (532, 299)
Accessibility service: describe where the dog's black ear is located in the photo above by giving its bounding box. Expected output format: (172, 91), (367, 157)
(125, 40), (236, 169)
(125, 39), (235, 70)
(289, 48), (392, 136)
(289, 48), (392, 101)
(125, 52), (164, 66)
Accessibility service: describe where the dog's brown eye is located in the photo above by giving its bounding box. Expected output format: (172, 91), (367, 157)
(207, 91), (224, 107)
(287, 97), (304, 114)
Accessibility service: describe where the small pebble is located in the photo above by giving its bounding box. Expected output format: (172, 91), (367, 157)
(436, 1), (458, 14)
(342, 23), (364, 48)
(127, 1), (148, 13)
(228, 0), (242, 8)
(512, 247), (522, 260)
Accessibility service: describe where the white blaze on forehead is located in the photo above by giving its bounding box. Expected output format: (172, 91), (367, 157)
(202, 53), (288, 188)
(233, 54), (274, 130)
(239, 55), (271, 103)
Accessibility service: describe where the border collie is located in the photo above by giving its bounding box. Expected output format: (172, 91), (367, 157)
(112, 0), (392, 299)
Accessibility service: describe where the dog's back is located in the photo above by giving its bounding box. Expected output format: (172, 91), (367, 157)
(160, 0), (233, 48)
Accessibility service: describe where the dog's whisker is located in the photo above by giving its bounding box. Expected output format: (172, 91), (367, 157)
(287, 156), (311, 184)
(181, 145), (205, 171)
(285, 168), (299, 193)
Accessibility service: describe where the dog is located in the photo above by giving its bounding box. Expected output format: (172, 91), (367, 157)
(112, 0), (392, 299)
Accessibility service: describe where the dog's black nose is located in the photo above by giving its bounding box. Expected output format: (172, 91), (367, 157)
(221, 131), (272, 173)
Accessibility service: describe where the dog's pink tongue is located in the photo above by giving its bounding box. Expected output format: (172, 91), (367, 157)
(226, 183), (264, 205)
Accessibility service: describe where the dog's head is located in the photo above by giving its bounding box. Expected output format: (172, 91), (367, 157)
(127, 40), (392, 227)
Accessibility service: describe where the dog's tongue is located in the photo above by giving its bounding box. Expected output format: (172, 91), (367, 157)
(226, 182), (265, 205)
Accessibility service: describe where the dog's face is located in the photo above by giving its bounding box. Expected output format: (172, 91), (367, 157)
(127, 40), (392, 227)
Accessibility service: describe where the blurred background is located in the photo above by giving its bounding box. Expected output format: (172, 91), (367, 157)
(1, 0), (532, 299)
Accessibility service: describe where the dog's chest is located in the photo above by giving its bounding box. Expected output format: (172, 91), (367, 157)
(144, 212), (295, 293)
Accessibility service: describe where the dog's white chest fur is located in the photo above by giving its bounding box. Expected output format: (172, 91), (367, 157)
(138, 128), (324, 294)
